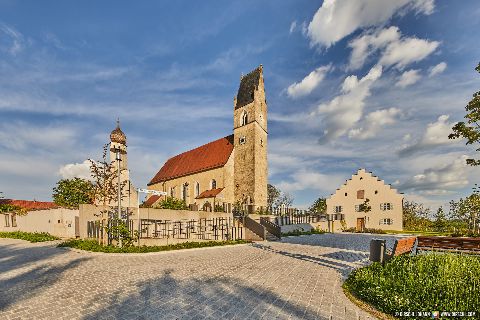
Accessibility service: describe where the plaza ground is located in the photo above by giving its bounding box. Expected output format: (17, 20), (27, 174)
(0, 234), (403, 320)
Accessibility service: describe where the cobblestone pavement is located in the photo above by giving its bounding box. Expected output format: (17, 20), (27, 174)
(0, 233), (402, 320)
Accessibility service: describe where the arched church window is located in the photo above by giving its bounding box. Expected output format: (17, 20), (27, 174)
(211, 179), (217, 189)
(241, 112), (248, 126)
(195, 182), (200, 197)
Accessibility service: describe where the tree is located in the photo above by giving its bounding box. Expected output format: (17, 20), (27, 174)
(359, 198), (371, 214)
(275, 192), (294, 208)
(309, 197), (326, 214)
(52, 178), (94, 208)
(402, 200), (431, 231)
(449, 186), (480, 233)
(267, 184), (280, 208)
(433, 206), (447, 232)
(449, 63), (480, 166)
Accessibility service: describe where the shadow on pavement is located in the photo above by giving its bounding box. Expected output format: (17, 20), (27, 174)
(84, 268), (326, 320)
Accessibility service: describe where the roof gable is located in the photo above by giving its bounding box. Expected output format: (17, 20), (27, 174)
(148, 135), (234, 185)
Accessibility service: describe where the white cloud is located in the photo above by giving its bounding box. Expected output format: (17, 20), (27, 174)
(348, 26), (439, 70)
(429, 62), (447, 77)
(277, 169), (345, 193)
(0, 23), (24, 55)
(396, 69), (422, 88)
(379, 37), (439, 69)
(399, 115), (457, 156)
(289, 21), (297, 34)
(306, 0), (435, 48)
(58, 160), (92, 180)
(349, 107), (401, 139)
(287, 65), (331, 98)
(348, 26), (400, 70)
(399, 155), (470, 193)
(312, 65), (382, 143)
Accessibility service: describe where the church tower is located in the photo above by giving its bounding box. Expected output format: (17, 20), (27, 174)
(233, 65), (268, 209)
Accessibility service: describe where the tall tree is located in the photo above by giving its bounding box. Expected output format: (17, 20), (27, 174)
(309, 197), (327, 214)
(267, 184), (281, 208)
(433, 206), (447, 232)
(403, 200), (431, 231)
(449, 185), (480, 233)
(52, 178), (94, 208)
(449, 63), (480, 165)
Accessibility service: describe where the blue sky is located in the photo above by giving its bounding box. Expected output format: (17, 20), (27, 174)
(0, 0), (479, 211)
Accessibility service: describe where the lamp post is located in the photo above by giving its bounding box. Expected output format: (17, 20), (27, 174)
(116, 147), (122, 248)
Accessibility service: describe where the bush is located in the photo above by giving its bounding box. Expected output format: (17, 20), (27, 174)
(0, 231), (60, 242)
(344, 253), (480, 316)
(58, 239), (250, 253)
(155, 197), (188, 210)
(343, 227), (387, 234)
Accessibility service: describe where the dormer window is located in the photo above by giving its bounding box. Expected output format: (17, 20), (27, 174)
(241, 112), (248, 126)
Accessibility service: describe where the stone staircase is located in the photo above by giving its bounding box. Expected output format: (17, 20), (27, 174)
(236, 216), (281, 241)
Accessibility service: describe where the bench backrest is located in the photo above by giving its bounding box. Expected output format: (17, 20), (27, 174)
(392, 237), (417, 256)
(417, 236), (480, 252)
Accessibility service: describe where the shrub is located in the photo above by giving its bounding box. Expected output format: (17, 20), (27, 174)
(0, 231), (59, 242)
(155, 197), (188, 210)
(282, 228), (327, 237)
(344, 253), (480, 315)
(58, 239), (250, 253)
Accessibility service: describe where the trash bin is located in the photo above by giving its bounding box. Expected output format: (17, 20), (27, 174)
(370, 239), (386, 263)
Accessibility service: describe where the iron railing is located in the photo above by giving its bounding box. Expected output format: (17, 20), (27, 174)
(260, 217), (281, 238)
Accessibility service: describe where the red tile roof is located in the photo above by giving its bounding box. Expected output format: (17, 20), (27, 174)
(148, 135), (234, 185)
(0, 199), (59, 211)
(143, 195), (161, 207)
(196, 188), (224, 199)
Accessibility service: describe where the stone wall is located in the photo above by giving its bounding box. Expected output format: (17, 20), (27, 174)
(0, 208), (79, 238)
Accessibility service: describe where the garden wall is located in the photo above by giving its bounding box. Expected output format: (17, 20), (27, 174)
(0, 208), (79, 238)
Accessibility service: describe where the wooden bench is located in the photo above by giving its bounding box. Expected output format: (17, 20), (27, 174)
(384, 237), (417, 261)
(416, 236), (480, 254)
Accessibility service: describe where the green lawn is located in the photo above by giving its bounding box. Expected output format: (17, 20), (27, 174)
(58, 239), (250, 253)
(343, 253), (480, 317)
(0, 231), (60, 242)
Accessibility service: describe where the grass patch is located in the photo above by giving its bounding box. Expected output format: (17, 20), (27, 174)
(343, 253), (480, 316)
(281, 229), (327, 237)
(0, 231), (60, 242)
(58, 239), (250, 253)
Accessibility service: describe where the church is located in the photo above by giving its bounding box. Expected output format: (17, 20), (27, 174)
(146, 65), (268, 212)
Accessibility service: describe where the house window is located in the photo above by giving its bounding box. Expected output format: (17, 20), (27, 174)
(241, 112), (248, 126)
(170, 186), (176, 198)
(355, 205), (361, 212)
(239, 136), (246, 145)
(4, 214), (10, 227)
(357, 190), (365, 199)
(195, 182), (200, 197)
(334, 206), (343, 213)
(380, 218), (393, 225)
(11, 214), (17, 227)
(211, 179), (217, 189)
(380, 203), (393, 211)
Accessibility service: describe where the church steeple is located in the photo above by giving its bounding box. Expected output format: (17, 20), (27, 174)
(109, 119), (128, 170)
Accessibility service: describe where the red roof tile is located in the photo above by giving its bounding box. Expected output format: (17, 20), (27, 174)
(196, 188), (224, 199)
(148, 135), (234, 185)
(0, 199), (59, 211)
(143, 195), (161, 207)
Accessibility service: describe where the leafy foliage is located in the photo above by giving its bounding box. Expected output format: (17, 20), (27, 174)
(267, 184), (281, 208)
(155, 197), (188, 210)
(449, 185), (480, 234)
(344, 254), (480, 315)
(52, 178), (94, 208)
(103, 217), (138, 247)
(0, 203), (27, 215)
(359, 198), (371, 214)
(0, 231), (59, 242)
(281, 228), (327, 237)
(58, 239), (250, 253)
(89, 144), (128, 206)
(403, 200), (431, 231)
(449, 62), (480, 165)
(308, 197), (326, 214)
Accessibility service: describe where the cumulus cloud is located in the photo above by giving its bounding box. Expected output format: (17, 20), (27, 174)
(348, 26), (439, 70)
(312, 65), (382, 143)
(287, 65), (331, 98)
(429, 62), (447, 77)
(399, 115), (457, 156)
(58, 160), (92, 180)
(306, 0), (435, 48)
(396, 69), (422, 88)
(349, 107), (401, 139)
(399, 155), (469, 193)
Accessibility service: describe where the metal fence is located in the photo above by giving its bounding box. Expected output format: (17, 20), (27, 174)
(271, 213), (344, 226)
